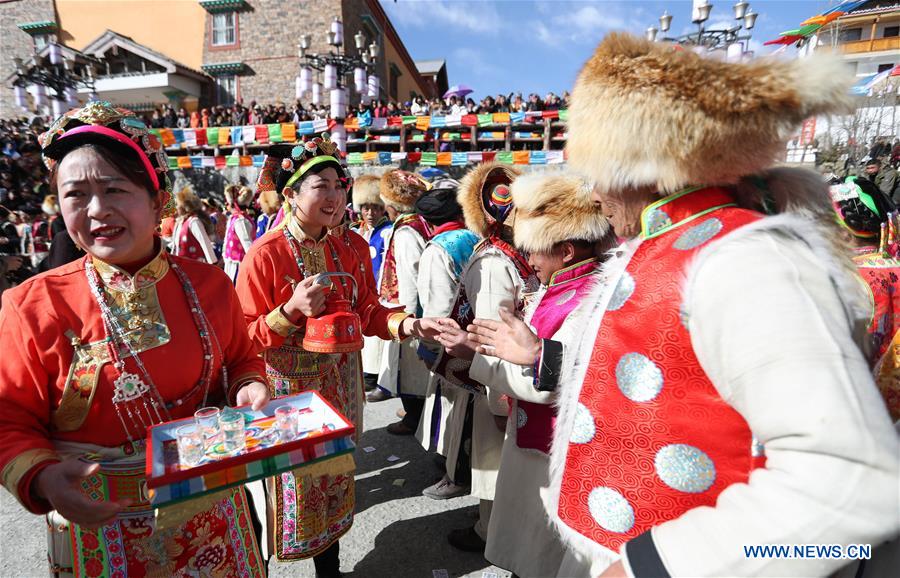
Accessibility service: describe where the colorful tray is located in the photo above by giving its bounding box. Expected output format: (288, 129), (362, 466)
(146, 391), (355, 507)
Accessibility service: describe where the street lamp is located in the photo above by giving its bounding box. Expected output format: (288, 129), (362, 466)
(743, 9), (757, 30)
(296, 19), (380, 111)
(11, 41), (99, 113)
(659, 10), (672, 33)
(652, 1), (756, 52)
(694, 0), (713, 25)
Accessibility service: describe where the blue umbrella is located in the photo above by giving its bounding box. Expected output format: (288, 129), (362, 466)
(419, 167), (447, 180)
(443, 84), (474, 99)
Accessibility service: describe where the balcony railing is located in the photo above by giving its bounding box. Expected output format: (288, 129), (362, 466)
(839, 36), (900, 54)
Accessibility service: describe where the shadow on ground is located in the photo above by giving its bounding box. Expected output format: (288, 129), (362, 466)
(354, 422), (446, 515)
(347, 507), (490, 578)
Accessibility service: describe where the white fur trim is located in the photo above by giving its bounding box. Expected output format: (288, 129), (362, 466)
(546, 236), (643, 562)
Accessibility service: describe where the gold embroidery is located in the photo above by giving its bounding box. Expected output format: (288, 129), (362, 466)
(0, 448), (59, 506)
(266, 307), (300, 337)
(387, 312), (410, 340)
(287, 216), (329, 274)
(52, 254), (172, 432)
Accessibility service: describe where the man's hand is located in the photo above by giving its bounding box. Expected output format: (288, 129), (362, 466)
(433, 318), (477, 361)
(284, 275), (328, 321)
(467, 308), (541, 366)
(235, 381), (270, 411)
(34, 459), (131, 528)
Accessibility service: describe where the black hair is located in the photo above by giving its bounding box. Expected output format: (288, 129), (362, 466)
(49, 142), (157, 199)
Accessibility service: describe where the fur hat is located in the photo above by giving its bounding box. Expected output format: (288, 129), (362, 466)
(380, 169), (430, 213)
(176, 187), (203, 215)
(352, 174), (384, 211)
(567, 33), (856, 195)
(457, 162), (522, 238)
(511, 174), (611, 254)
(225, 184), (254, 208)
(257, 189), (281, 216)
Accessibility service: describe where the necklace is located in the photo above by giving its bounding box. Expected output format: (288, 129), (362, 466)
(84, 256), (228, 441)
(282, 226), (349, 295)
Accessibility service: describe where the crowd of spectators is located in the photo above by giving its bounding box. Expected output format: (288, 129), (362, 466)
(0, 116), (52, 297)
(140, 90), (571, 129)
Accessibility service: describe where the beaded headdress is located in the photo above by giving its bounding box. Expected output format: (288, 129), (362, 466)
(256, 133), (349, 194)
(39, 101), (175, 217)
(830, 177), (892, 240)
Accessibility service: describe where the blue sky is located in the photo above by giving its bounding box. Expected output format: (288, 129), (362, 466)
(379, 0), (840, 99)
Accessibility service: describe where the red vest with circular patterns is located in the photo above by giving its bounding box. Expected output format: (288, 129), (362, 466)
(558, 187), (767, 551)
(176, 216), (205, 261)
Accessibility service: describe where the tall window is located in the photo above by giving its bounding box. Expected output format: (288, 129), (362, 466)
(33, 34), (49, 51)
(212, 12), (236, 46)
(216, 75), (236, 105)
(389, 63), (401, 101)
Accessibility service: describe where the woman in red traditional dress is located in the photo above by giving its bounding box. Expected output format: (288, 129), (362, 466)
(0, 102), (270, 577)
(831, 176), (900, 420)
(171, 187), (218, 265)
(236, 138), (444, 576)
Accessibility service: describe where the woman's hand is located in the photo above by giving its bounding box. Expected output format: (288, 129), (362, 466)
(467, 308), (541, 366)
(34, 459), (131, 528)
(235, 381), (270, 411)
(400, 317), (449, 341)
(433, 318), (477, 361)
(283, 275), (328, 321)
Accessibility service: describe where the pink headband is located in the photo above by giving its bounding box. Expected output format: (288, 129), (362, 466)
(59, 124), (160, 191)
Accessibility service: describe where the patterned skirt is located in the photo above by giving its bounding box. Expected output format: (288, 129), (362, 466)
(263, 344), (363, 560)
(47, 441), (264, 577)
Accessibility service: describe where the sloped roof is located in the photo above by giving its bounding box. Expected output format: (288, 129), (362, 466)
(81, 30), (208, 80)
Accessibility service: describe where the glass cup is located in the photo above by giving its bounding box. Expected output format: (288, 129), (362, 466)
(219, 410), (246, 453)
(275, 405), (299, 442)
(194, 407), (220, 450)
(176, 424), (205, 467)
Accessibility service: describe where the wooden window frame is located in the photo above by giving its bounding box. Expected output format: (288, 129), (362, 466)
(209, 11), (240, 50)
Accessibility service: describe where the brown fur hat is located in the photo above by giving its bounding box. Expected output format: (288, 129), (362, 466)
(457, 162), (522, 238)
(257, 189), (281, 216)
(225, 184), (254, 208)
(176, 187), (203, 215)
(511, 173), (611, 254)
(567, 33), (855, 195)
(353, 174), (384, 211)
(380, 169), (429, 213)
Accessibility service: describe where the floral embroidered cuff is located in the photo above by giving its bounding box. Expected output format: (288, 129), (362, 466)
(1, 449), (61, 514)
(266, 306), (300, 338)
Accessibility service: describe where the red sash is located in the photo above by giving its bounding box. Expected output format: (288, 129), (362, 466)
(378, 214), (434, 303)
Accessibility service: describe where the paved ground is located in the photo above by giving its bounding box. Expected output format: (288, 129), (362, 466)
(0, 396), (510, 578)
